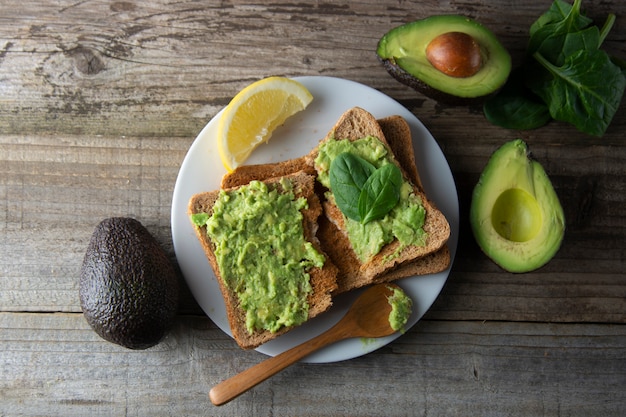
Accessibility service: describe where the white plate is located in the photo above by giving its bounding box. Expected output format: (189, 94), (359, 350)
(171, 76), (459, 363)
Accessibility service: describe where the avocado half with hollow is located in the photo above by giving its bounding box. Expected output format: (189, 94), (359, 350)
(470, 140), (565, 273)
(377, 15), (512, 105)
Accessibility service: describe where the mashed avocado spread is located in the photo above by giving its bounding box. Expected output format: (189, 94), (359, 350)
(191, 179), (325, 335)
(314, 136), (427, 261)
(387, 286), (412, 332)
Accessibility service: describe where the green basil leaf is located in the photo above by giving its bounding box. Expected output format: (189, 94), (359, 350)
(530, 49), (626, 137)
(358, 163), (402, 224)
(329, 152), (376, 222)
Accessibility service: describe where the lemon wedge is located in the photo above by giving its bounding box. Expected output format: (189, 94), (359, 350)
(217, 76), (313, 171)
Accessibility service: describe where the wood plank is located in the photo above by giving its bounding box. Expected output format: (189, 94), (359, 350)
(2, 131), (625, 322)
(2, 1), (626, 415)
(2, 0), (623, 138)
(1, 312), (624, 416)
(2, 0), (624, 321)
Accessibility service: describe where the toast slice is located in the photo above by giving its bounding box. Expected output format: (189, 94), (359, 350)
(377, 115), (423, 191)
(222, 108), (451, 294)
(188, 171), (338, 349)
(358, 115), (449, 288)
(305, 107), (450, 293)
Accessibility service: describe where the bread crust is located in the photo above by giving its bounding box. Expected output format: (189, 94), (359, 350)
(377, 115), (423, 191)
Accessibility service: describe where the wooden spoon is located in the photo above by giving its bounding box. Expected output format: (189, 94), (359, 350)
(209, 283), (403, 406)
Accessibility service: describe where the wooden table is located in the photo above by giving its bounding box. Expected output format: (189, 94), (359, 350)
(2, 1), (625, 415)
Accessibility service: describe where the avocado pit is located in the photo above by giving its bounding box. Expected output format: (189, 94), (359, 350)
(426, 31), (482, 78)
(376, 15), (511, 105)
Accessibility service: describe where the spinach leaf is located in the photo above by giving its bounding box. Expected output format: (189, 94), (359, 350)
(529, 0), (586, 36)
(483, 0), (625, 137)
(598, 13), (616, 46)
(558, 26), (600, 64)
(528, 0), (592, 62)
(329, 152), (376, 222)
(329, 152), (403, 224)
(530, 48), (626, 137)
(483, 66), (551, 130)
(612, 56), (626, 73)
(358, 163), (402, 224)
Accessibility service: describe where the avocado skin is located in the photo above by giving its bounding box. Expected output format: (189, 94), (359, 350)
(80, 217), (179, 349)
(378, 56), (498, 106)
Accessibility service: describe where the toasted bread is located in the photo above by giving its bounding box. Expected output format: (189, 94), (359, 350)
(376, 115), (450, 285)
(222, 107), (451, 294)
(188, 171), (338, 349)
(377, 115), (423, 191)
(306, 107), (450, 293)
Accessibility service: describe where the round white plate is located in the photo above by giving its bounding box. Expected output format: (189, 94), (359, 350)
(171, 76), (459, 363)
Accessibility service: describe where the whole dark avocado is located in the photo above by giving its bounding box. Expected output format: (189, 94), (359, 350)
(80, 217), (179, 349)
(377, 15), (511, 105)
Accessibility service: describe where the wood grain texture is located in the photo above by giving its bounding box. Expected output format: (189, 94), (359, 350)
(1, 0), (625, 415)
(1, 314), (625, 416)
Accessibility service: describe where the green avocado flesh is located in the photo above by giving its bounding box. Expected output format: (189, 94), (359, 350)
(192, 179), (325, 335)
(377, 15), (511, 101)
(470, 140), (565, 273)
(314, 135), (427, 262)
(387, 286), (412, 332)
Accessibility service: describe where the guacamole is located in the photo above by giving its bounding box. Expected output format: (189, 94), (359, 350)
(191, 179), (325, 334)
(387, 286), (413, 332)
(314, 136), (427, 261)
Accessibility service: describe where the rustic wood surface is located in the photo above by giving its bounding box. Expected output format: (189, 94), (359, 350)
(1, 0), (625, 415)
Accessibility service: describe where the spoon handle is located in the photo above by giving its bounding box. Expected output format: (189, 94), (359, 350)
(209, 324), (348, 406)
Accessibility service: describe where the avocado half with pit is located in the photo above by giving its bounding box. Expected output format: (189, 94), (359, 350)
(470, 140), (565, 273)
(377, 15), (512, 105)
